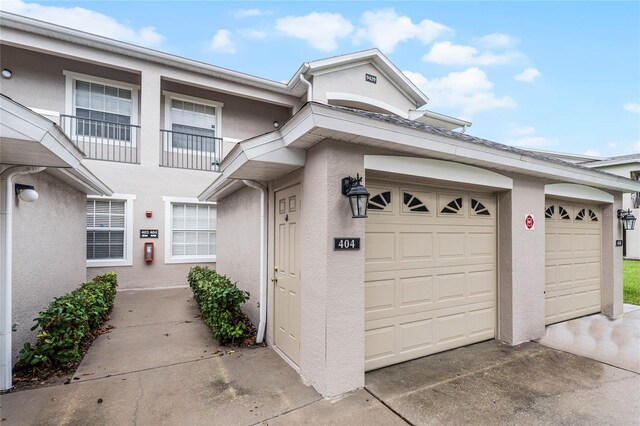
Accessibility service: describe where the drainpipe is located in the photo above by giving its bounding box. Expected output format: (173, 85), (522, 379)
(241, 180), (268, 344)
(0, 166), (45, 392)
(299, 73), (313, 102)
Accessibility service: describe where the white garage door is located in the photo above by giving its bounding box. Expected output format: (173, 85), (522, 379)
(364, 179), (496, 371)
(545, 200), (602, 325)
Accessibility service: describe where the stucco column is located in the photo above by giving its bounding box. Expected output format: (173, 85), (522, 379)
(601, 193), (624, 318)
(497, 177), (546, 344)
(139, 68), (162, 167)
(300, 140), (365, 398)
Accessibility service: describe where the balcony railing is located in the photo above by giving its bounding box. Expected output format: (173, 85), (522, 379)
(61, 114), (141, 164)
(159, 130), (222, 172)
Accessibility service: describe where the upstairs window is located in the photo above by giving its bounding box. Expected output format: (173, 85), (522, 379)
(64, 71), (139, 144)
(164, 92), (223, 153)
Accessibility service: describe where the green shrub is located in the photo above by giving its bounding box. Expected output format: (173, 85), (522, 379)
(18, 273), (118, 367)
(187, 266), (250, 343)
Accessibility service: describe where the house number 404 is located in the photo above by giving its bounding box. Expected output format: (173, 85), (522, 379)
(334, 238), (361, 250)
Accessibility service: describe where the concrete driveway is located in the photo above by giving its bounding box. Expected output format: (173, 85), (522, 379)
(3, 288), (638, 425)
(366, 340), (640, 425)
(539, 304), (640, 373)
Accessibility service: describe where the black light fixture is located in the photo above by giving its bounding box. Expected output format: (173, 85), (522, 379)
(341, 173), (369, 218)
(617, 209), (637, 231)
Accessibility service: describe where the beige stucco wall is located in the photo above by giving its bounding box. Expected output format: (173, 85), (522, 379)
(1, 44), (294, 290)
(12, 171), (86, 361)
(216, 185), (261, 326)
(312, 63), (417, 115)
(601, 193), (625, 317)
(497, 176), (547, 344)
(590, 163), (639, 210)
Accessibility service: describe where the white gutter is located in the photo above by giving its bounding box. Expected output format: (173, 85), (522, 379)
(0, 166), (45, 392)
(299, 73), (313, 102)
(241, 180), (268, 344)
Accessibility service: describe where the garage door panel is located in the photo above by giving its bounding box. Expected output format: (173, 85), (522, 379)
(365, 179), (496, 371)
(545, 200), (601, 325)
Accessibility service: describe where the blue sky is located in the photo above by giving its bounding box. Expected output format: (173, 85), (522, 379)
(2, 1), (639, 156)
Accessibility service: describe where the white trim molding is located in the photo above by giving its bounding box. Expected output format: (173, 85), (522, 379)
(162, 196), (217, 264)
(325, 92), (408, 118)
(63, 70), (140, 147)
(545, 183), (614, 203)
(86, 193), (135, 268)
(364, 155), (514, 190)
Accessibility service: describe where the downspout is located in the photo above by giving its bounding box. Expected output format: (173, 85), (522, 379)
(299, 73), (313, 102)
(241, 180), (268, 344)
(0, 166), (45, 391)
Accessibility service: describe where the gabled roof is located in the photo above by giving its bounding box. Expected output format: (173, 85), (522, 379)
(0, 94), (112, 196)
(199, 103), (640, 201)
(288, 49), (429, 107)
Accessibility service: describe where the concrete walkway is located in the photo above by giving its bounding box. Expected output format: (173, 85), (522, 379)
(1, 288), (402, 426)
(539, 304), (640, 373)
(3, 288), (638, 425)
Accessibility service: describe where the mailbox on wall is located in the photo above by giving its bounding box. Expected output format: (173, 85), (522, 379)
(144, 242), (154, 262)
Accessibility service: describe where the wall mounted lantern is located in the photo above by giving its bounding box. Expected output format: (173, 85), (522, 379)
(1, 69), (12, 79)
(14, 184), (39, 202)
(618, 209), (637, 231)
(341, 173), (369, 218)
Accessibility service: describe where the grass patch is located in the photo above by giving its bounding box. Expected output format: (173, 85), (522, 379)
(623, 260), (640, 305)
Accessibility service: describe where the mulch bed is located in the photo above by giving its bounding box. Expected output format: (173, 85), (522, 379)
(10, 322), (115, 392)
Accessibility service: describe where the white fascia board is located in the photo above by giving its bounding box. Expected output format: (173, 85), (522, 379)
(0, 13), (290, 95)
(1, 96), (84, 166)
(545, 183), (614, 203)
(365, 156), (513, 190)
(46, 165), (112, 196)
(413, 110), (472, 128)
(585, 159), (640, 168)
(304, 103), (640, 193)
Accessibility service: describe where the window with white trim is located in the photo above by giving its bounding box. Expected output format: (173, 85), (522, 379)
(65, 71), (139, 146)
(164, 92), (223, 153)
(86, 199), (126, 260)
(171, 203), (216, 258)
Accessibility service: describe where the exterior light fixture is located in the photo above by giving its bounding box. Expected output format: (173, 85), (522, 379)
(341, 173), (369, 218)
(273, 121), (280, 129)
(618, 209), (637, 231)
(14, 184), (38, 202)
(1, 69), (12, 79)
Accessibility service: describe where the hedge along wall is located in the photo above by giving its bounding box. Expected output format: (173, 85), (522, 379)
(18, 273), (118, 367)
(187, 266), (250, 344)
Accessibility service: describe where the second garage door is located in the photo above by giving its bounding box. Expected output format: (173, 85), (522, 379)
(545, 200), (602, 325)
(364, 179), (496, 371)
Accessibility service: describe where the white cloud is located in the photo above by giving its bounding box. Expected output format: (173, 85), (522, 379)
(473, 33), (518, 49)
(623, 102), (640, 113)
(505, 124), (557, 148)
(607, 141), (619, 149)
(0, 0), (164, 47)
(353, 9), (451, 53)
(238, 29), (267, 39)
(209, 29), (235, 54)
(234, 8), (264, 18)
(514, 67), (541, 83)
(404, 68), (516, 116)
(584, 149), (601, 157)
(423, 41), (522, 66)
(276, 12), (353, 51)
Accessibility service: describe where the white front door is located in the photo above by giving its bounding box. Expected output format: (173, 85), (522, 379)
(273, 184), (301, 365)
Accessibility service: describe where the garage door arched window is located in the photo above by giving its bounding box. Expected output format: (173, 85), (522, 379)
(441, 197), (463, 214)
(545, 205), (555, 219)
(368, 190), (391, 211)
(403, 192), (429, 212)
(558, 206), (571, 220)
(575, 208), (586, 221)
